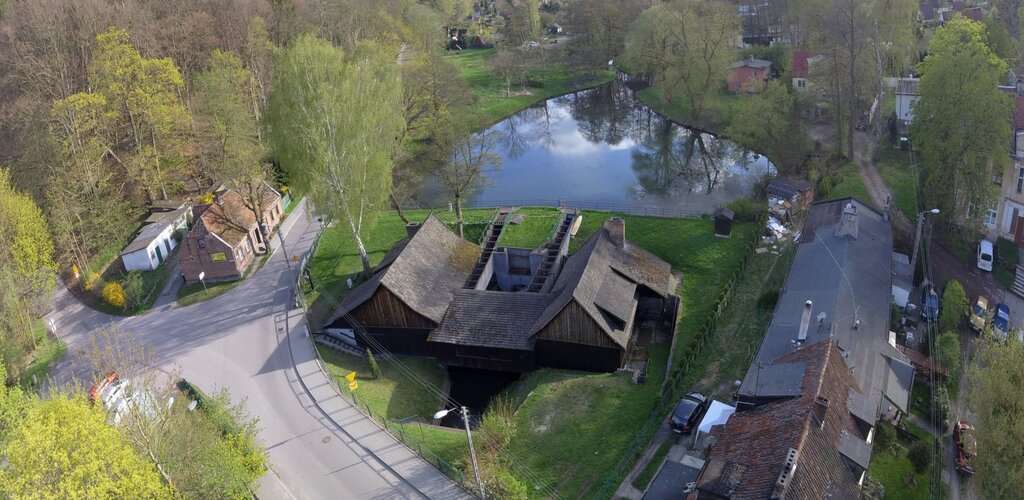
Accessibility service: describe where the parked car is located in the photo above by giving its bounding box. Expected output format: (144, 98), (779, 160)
(668, 393), (709, 434)
(977, 239), (994, 272)
(920, 283), (940, 323)
(954, 420), (977, 475)
(993, 303), (1010, 339)
(88, 372), (118, 403)
(970, 296), (989, 332)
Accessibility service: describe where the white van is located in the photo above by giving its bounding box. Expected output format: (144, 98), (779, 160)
(977, 239), (994, 272)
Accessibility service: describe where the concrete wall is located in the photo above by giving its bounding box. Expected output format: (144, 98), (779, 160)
(896, 94), (918, 123)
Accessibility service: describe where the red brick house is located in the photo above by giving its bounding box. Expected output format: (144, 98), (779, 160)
(728, 56), (772, 93)
(180, 186), (284, 284)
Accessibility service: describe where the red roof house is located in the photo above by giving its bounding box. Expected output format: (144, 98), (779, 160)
(728, 56), (773, 93)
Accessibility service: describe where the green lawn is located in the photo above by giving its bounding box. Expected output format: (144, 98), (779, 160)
(876, 148), (919, 221)
(635, 85), (747, 132)
(823, 163), (877, 210)
(867, 422), (938, 500)
(177, 279), (242, 307)
(632, 438), (674, 491)
(497, 207), (561, 249)
(80, 258), (174, 316)
(502, 344), (670, 498)
(446, 48), (616, 125)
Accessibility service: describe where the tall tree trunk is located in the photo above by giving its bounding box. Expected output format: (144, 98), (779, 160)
(343, 202), (373, 277)
(390, 190), (410, 224)
(454, 192), (465, 238)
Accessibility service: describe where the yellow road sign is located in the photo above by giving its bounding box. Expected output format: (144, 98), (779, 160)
(348, 381), (359, 391)
(345, 371), (357, 382)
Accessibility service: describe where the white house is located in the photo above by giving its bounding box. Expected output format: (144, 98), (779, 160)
(895, 77), (920, 124)
(120, 221), (178, 272)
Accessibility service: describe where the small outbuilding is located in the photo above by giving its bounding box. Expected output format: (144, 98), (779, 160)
(712, 208), (735, 238)
(766, 176), (816, 218)
(120, 221), (178, 272)
(727, 56), (772, 93)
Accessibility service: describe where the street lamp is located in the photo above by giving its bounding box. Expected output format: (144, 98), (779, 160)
(433, 406), (485, 499)
(909, 208), (940, 281)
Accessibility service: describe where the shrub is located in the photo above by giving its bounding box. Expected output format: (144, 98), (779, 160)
(367, 348), (381, 379)
(83, 272), (102, 292)
(122, 271), (147, 310)
(939, 280), (968, 333)
(818, 176), (833, 197)
(935, 331), (961, 375)
(757, 289), (780, 310)
(726, 198), (764, 219)
(907, 441), (932, 473)
(874, 421), (897, 453)
(102, 282), (126, 309)
(934, 385), (951, 422)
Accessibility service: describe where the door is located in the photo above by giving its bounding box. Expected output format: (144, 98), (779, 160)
(155, 245), (163, 264)
(164, 239), (172, 253)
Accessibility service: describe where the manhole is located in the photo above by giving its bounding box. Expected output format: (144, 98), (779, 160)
(322, 436), (331, 444)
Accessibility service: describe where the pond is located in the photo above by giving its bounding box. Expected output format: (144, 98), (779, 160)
(415, 77), (775, 214)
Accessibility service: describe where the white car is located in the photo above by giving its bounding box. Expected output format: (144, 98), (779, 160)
(977, 239), (994, 272)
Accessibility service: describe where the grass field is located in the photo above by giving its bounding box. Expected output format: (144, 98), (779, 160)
(824, 163), (877, 209)
(318, 347), (447, 421)
(446, 48), (615, 125)
(497, 207), (561, 248)
(876, 148), (920, 221)
(18, 322), (67, 389)
(867, 422), (938, 500)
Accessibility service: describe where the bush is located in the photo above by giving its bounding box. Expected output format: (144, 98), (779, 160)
(939, 280), (968, 333)
(935, 331), (961, 375)
(83, 272), (102, 292)
(122, 271), (146, 310)
(102, 282), (126, 309)
(367, 348), (382, 379)
(726, 198), (764, 219)
(934, 385), (951, 422)
(818, 176), (833, 197)
(875, 421), (897, 453)
(757, 289), (780, 310)
(907, 441), (932, 473)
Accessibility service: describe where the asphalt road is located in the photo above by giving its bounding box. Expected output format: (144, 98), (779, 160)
(45, 201), (458, 499)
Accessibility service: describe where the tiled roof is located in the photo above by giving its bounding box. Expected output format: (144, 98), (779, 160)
(791, 51), (815, 78)
(730, 57), (772, 70)
(698, 341), (868, 499)
(330, 214), (480, 324)
(1015, 95), (1024, 130)
(197, 187), (280, 246)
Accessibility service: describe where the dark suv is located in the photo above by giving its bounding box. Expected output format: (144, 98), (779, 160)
(669, 393), (709, 434)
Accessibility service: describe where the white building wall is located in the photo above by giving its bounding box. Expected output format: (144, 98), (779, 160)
(122, 224), (178, 272)
(896, 94), (919, 123)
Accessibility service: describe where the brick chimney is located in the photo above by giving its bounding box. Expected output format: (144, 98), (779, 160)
(406, 222), (421, 239)
(605, 218), (626, 247)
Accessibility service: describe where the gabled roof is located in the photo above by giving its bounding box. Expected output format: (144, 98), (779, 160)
(330, 214), (480, 324)
(698, 341), (868, 499)
(196, 186), (281, 247)
(740, 198), (913, 414)
(530, 223), (675, 349)
(730, 57), (773, 70)
(767, 177), (814, 199)
(121, 221), (172, 255)
(144, 206), (189, 225)
(791, 51), (816, 78)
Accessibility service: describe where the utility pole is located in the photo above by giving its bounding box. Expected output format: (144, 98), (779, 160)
(462, 406), (486, 499)
(909, 208), (940, 281)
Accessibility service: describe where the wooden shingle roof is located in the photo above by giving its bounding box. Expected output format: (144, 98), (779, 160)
(330, 214), (480, 324)
(428, 290), (550, 350)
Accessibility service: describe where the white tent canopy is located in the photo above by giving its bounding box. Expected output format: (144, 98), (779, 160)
(693, 400), (736, 447)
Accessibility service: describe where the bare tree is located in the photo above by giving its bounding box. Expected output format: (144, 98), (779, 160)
(426, 127), (503, 238)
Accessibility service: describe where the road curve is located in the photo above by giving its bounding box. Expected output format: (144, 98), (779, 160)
(45, 200), (468, 499)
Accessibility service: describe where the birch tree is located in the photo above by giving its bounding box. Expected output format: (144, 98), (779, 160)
(268, 35), (404, 277)
(426, 125), (502, 238)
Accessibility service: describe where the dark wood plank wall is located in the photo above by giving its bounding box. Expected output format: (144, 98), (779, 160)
(534, 300), (618, 348)
(535, 338), (624, 372)
(351, 287), (436, 329)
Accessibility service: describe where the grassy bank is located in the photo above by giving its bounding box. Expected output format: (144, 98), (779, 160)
(497, 207), (561, 248)
(18, 321), (67, 389)
(634, 85), (746, 132)
(446, 48), (615, 125)
(867, 422), (939, 500)
(823, 163), (876, 209)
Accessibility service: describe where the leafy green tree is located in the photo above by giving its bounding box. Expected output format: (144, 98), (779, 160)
(195, 49), (274, 246)
(969, 336), (1024, 496)
(367, 348), (382, 379)
(911, 18), (1011, 227)
(0, 168), (56, 301)
(724, 81), (804, 171)
(268, 35), (404, 277)
(425, 125), (503, 238)
(936, 331), (962, 375)
(502, 0), (541, 46)
(122, 271), (147, 311)
(621, 0), (740, 121)
(940, 280), (969, 333)
(0, 394), (171, 498)
(88, 28), (191, 201)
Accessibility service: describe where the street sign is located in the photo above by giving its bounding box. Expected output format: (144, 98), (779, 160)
(198, 271), (205, 281)
(348, 381), (359, 391)
(345, 371), (357, 383)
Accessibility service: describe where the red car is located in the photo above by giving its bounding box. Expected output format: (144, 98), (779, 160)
(954, 420), (977, 476)
(88, 372), (118, 403)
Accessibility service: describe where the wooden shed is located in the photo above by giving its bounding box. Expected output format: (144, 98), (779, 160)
(766, 177), (816, 211)
(713, 208), (735, 237)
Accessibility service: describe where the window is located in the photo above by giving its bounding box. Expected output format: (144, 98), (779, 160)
(198, 238), (205, 249)
(237, 248), (244, 261)
(985, 207), (998, 228)
(1016, 166), (1024, 194)
(797, 79), (806, 88)
(211, 252), (226, 262)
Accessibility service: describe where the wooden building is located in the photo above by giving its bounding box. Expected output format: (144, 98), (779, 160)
(327, 215), (480, 354)
(329, 215), (679, 373)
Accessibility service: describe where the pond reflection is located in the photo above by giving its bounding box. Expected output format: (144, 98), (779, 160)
(415, 77), (774, 213)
